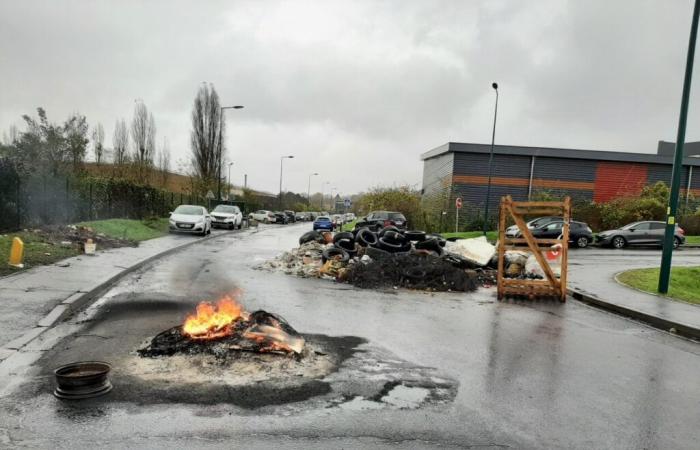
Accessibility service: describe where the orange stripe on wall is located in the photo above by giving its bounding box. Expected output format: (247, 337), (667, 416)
(452, 175), (594, 191)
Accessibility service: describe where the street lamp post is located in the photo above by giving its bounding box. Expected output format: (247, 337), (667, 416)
(307, 172), (319, 207)
(659, 0), (700, 293)
(482, 82), (499, 236)
(279, 155), (294, 208)
(218, 105), (244, 200)
(330, 187), (338, 213)
(227, 162), (234, 200)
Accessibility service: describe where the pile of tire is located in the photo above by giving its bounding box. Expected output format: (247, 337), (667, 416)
(321, 226), (447, 263)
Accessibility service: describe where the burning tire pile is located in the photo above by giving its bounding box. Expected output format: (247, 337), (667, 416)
(261, 226), (498, 292)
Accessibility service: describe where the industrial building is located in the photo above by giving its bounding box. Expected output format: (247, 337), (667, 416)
(420, 141), (700, 226)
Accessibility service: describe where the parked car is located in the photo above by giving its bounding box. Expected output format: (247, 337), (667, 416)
(505, 216), (561, 238)
(596, 221), (685, 249)
(249, 210), (275, 223)
(332, 214), (344, 228)
(313, 215), (334, 231)
(295, 212), (306, 221)
(272, 211), (289, 224)
(528, 220), (594, 248)
(354, 211), (407, 231)
(284, 210), (296, 223)
(345, 212), (356, 222)
(168, 205), (211, 236)
(210, 204), (243, 230)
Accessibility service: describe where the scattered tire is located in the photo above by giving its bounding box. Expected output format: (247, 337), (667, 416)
(365, 246), (391, 260)
(333, 232), (354, 244)
(322, 247), (350, 264)
(612, 236), (626, 249)
(415, 237), (442, 253)
(378, 226), (401, 237)
(404, 230), (426, 242)
(576, 236), (589, 248)
(299, 230), (325, 245)
(355, 228), (378, 247)
(381, 230), (407, 245)
(335, 238), (357, 256)
(378, 237), (405, 252)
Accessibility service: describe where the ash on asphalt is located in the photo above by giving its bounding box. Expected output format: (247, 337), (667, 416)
(18, 293), (458, 413)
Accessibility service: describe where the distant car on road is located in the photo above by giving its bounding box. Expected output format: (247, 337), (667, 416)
(295, 212), (307, 221)
(528, 220), (594, 248)
(354, 211), (407, 231)
(249, 210), (275, 223)
(210, 204), (243, 229)
(313, 215), (334, 231)
(169, 205), (211, 236)
(332, 214), (343, 228)
(597, 221), (685, 249)
(344, 212), (356, 222)
(272, 211), (289, 224)
(505, 216), (561, 238)
(284, 210), (296, 223)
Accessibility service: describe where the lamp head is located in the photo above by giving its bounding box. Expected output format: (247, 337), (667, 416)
(492, 82), (498, 90)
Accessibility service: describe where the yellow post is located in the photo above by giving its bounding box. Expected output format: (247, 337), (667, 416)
(9, 237), (24, 268)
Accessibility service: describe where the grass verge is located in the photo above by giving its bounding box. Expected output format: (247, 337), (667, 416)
(686, 235), (700, 244)
(0, 231), (81, 277)
(617, 266), (700, 305)
(76, 218), (169, 241)
(341, 220), (357, 232)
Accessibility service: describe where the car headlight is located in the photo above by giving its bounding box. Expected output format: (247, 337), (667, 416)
(169, 219), (175, 224)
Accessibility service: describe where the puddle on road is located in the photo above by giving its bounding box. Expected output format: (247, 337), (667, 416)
(381, 384), (430, 408)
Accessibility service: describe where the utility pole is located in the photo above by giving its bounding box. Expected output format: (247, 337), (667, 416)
(217, 105), (244, 200)
(307, 172), (318, 208)
(659, 0), (700, 293)
(279, 155), (294, 209)
(483, 82), (499, 236)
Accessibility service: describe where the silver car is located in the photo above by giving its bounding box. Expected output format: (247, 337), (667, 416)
(210, 204), (243, 229)
(596, 221), (686, 249)
(168, 205), (212, 236)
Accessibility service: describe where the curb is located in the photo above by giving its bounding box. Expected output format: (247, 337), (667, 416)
(0, 229), (241, 358)
(568, 288), (699, 341)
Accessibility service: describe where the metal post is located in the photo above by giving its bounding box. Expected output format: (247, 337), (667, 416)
(217, 110), (223, 200)
(279, 158), (283, 209)
(455, 206), (459, 233)
(659, 0), (700, 293)
(686, 165), (693, 211)
(483, 82), (499, 236)
(528, 156), (536, 200)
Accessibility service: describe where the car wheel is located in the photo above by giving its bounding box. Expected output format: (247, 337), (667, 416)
(612, 236), (626, 249)
(229, 222), (234, 230)
(673, 237), (681, 249)
(576, 236), (589, 248)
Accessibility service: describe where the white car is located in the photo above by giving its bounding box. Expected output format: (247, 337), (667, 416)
(249, 210), (275, 223)
(344, 212), (356, 222)
(210, 204), (243, 229)
(169, 205), (212, 236)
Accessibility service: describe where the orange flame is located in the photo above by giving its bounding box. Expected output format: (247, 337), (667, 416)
(183, 295), (244, 339)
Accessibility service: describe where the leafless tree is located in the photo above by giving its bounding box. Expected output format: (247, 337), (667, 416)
(157, 137), (171, 187)
(190, 84), (223, 189)
(91, 123), (105, 164)
(112, 119), (129, 165)
(130, 102), (156, 182)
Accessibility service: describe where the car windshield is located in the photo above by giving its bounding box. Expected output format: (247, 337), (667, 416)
(213, 205), (238, 213)
(173, 206), (203, 215)
(389, 213), (405, 220)
(316, 216), (330, 221)
(622, 222), (641, 230)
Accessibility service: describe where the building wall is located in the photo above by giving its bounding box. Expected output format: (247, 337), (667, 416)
(421, 152), (454, 219)
(423, 147), (700, 229)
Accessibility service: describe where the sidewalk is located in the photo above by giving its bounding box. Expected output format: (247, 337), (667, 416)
(0, 230), (233, 359)
(569, 250), (700, 340)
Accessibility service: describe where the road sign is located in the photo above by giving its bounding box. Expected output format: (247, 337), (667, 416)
(455, 197), (463, 209)
(344, 198), (351, 208)
(205, 190), (215, 200)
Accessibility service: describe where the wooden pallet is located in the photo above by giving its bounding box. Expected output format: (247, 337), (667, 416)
(496, 196), (571, 302)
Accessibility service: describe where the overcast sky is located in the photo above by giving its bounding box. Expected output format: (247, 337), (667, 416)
(1, 0), (699, 195)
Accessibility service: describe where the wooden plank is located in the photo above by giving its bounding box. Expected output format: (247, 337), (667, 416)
(506, 202), (560, 289)
(504, 238), (563, 245)
(497, 197), (507, 300)
(559, 197), (571, 302)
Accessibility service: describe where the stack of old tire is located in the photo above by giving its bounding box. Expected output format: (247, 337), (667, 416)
(321, 226), (447, 263)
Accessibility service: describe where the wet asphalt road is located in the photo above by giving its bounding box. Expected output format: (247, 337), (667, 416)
(1, 224), (700, 449)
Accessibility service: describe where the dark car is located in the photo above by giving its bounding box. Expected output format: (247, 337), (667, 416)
(529, 220), (594, 248)
(272, 211), (289, 224)
(596, 221), (685, 249)
(313, 215), (334, 231)
(284, 210), (296, 223)
(354, 211), (407, 231)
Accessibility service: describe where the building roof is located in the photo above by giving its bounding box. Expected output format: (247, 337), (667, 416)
(421, 142), (700, 166)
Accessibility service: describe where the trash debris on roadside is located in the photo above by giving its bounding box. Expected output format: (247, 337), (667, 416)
(443, 236), (496, 267)
(260, 227), (497, 292)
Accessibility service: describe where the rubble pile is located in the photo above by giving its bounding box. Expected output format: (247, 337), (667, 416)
(262, 227), (498, 292)
(31, 224), (136, 251)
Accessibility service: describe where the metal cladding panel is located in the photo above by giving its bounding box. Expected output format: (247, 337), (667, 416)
(593, 162), (647, 202)
(421, 152), (454, 216)
(646, 163), (688, 187)
(454, 152), (531, 177)
(691, 165), (700, 189)
(531, 157), (597, 182)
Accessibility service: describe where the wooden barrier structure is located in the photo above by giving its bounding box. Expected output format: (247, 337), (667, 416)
(496, 196), (571, 302)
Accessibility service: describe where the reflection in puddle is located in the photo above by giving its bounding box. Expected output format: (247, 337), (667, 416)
(381, 384), (430, 408)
